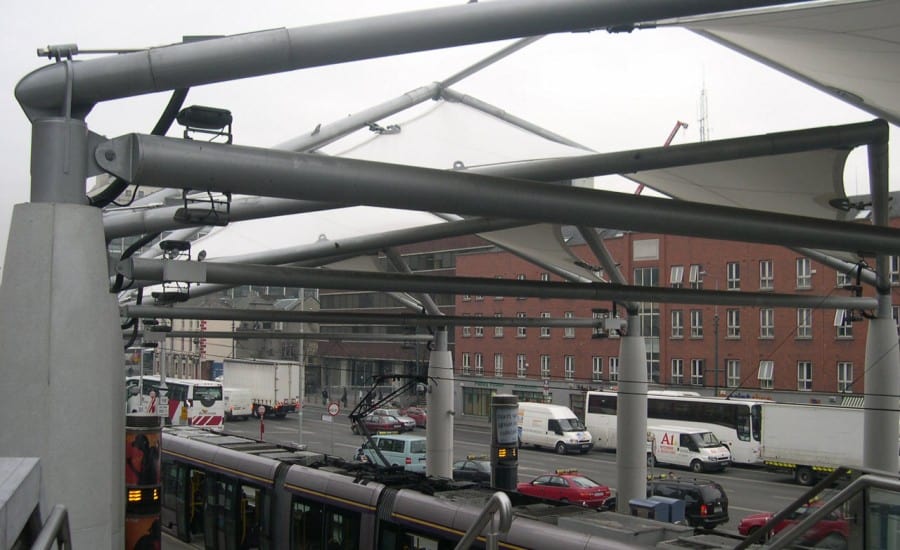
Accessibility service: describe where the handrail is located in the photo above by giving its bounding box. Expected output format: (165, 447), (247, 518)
(769, 472), (900, 549)
(454, 491), (513, 550)
(31, 504), (73, 550)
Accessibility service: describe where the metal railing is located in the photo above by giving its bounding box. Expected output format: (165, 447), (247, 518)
(31, 504), (73, 550)
(454, 491), (513, 550)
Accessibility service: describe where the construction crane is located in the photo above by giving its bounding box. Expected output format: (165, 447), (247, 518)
(634, 120), (688, 195)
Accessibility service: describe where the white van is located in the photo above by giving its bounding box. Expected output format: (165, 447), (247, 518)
(647, 425), (731, 473)
(516, 402), (593, 455)
(356, 434), (427, 473)
(224, 387), (253, 421)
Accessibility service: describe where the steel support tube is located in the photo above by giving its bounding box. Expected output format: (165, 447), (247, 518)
(16, 0), (804, 118)
(130, 331), (435, 342)
(121, 258), (876, 309)
(95, 122), (900, 255)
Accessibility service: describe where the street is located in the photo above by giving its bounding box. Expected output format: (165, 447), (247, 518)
(221, 407), (811, 534)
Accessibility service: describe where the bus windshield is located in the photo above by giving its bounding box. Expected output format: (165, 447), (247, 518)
(193, 385), (223, 404)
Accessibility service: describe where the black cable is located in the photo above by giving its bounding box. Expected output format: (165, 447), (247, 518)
(89, 88), (189, 208)
(111, 232), (160, 293)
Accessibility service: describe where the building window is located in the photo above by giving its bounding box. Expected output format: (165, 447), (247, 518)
(836, 270), (851, 288)
(540, 272), (550, 282)
(462, 353), (471, 375)
(540, 355), (550, 379)
(758, 360), (774, 390)
(592, 357), (603, 381)
(835, 310), (853, 338)
(671, 310), (684, 338)
(670, 265), (684, 288)
(462, 325), (471, 338)
(760, 308), (775, 339)
(760, 260), (774, 290)
(837, 362), (853, 393)
(726, 308), (740, 338)
(671, 359), (684, 385)
(474, 314), (484, 337)
(688, 264), (703, 289)
(564, 312), (575, 338)
(540, 312), (551, 338)
(564, 356), (575, 380)
(797, 361), (812, 391)
(892, 256), (900, 285)
(726, 359), (740, 388)
(474, 353), (483, 376)
(690, 359), (704, 386)
(462, 294), (471, 301)
(494, 314), (503, 337)
(726, 262), (740, 290)
(690, 309), (703, 338)
(516, 312), (527, 337)
(608, 357), (619, 382)
(796, 258), (812, 289)
(494, 353), (503, 378)
(516, 354), (527, 378)
(797, 308), (812, 339)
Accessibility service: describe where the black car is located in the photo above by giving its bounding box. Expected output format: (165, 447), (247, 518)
(452, 458), (492, 483)
(648, 476), (729, 529)
(600, 475), (729, 529)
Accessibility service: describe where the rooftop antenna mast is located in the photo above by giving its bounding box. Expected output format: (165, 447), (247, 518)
(698, 82), (710, 142)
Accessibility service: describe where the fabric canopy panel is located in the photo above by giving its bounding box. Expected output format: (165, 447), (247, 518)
(682, 0), (900, 126)
(475, 224), (601, 282)
(626, 148), (852, 221)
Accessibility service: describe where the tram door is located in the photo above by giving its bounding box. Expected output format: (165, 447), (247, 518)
(203, 475), (220, 550)
(204, 475), (268, 550)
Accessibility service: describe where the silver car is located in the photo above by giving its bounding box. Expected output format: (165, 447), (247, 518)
(374, 408), (416, 431)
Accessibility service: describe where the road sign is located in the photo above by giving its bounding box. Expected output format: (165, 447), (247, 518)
(327, 401), (341, 416)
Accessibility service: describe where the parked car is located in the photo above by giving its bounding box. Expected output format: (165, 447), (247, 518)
(452, 456), (491, 483)
(647, 475), (729, 529)
(350, 413), (404, 434)
(373, 408), (416, 431)
(401, 406), (427, 428)
(516, 469), (611, 508)
(355, 433), (427, 473)
(738, 499), (849, 546)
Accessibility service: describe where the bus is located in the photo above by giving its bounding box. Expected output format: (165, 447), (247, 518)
(127, 375), (225, 431)
(584, 390), (766, 465)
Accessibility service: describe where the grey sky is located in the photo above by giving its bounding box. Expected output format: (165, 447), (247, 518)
(0, 0), (890, 272)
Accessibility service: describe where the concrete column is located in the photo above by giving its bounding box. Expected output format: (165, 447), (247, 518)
(615, 314), (648, 514)
(426, 329), (453, 478)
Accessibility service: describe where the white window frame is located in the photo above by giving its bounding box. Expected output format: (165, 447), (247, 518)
(474, 353), (483, 376)
(592, 357), (603, 381)
(690, 309), (703, 338)
(690, 359), (704, 386)
(797, 308), (812, 339)
(671, 358), (684, 385)
(837, 361), (853, 393)
(540, 312), (551, 338)
(516, 312), (527, 337)
(671, 309), (684, 338)
(835, 310), (853, 338)
(540, 272), (550, 282)
(564, 312), (575, 338)
(758, 360), (774, 390)
(494, 353), (503, 378)
(892, 256), (900, 285)
(836, 270), (850, 288)
(564, 356), (575, 380)
(462, 353), (471, 375)
(516, 354), (527, 378)
(609, 357), (619, 382)
(797, 360), (812, 391)
(540, 355), (551, 379)
(688, 264), (703, 289)
(494, 314), (503, 337)
(796, 258), (812, 289)
(462, 325), (471, 338)
(760, 260), (774, 290)
(726, 262), (740, 290)
(726, 359), (740, 388)
(474, 314), (484, 337)
(726, 308), (740, 338)
(760, 308), (775, 339)
(669, 265), (684, 288)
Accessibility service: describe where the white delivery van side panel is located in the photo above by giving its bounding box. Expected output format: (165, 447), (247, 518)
(516, 402), (593, 455)
(648, 425), (731, 473)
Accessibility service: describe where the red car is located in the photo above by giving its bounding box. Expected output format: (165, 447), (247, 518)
(516, 469), (611, 508)
(350, 413), (404, 435)
(738, 500), (849, 546)
(401, 407), (427, 428)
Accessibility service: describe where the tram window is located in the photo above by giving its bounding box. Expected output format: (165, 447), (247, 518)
(161, 458), (178, 509)
(238, 484), (264, 548)
(325, 509), (360, 550)
(190, 470), (205, 534)
(292, 500), (324, 549)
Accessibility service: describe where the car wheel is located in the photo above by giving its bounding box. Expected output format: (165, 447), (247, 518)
(560, 498), (569, 504)
(647, 454), (656, 468)
(796, 467), (816, 486)
(690, 460), (704, 473)
(555, 442), (568, 455)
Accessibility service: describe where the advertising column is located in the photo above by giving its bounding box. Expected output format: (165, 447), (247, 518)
(125, 413), (161, 550)
(491, 394), (519, 490)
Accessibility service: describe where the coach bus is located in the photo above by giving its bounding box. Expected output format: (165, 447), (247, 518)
(127, 375), (225, 430)
(584, 390), (765, 465)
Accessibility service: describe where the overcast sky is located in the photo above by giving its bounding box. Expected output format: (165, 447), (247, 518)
(0, 0), (891, 273)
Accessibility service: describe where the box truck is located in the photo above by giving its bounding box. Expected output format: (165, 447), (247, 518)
(517, 402), (593, 454)
(647, 425), (731, 473)
(223, 358), (303, 418)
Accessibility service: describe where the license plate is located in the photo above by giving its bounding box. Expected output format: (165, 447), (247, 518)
(714, 505), (722, 513)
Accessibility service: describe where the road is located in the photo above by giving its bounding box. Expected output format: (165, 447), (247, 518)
(222, 410), (810, 534)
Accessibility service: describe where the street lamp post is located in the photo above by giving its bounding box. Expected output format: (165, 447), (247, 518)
(713, 303), (719, 397)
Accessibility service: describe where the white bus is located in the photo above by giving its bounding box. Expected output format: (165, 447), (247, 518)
(127, 375), (225, 431)
(584, 390), (765, 465)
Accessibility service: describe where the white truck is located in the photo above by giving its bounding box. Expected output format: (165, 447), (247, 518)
(516, 402), (594, 454)
(760, 403), (875, 485)
(222, 358), (303, 418)
(647, 425), (731, 473)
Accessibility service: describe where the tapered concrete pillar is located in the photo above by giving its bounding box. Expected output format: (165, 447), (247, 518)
(426, 329), (453, 478)
(863, 308), (900, 473)
(0, 116), (123, 548)
(616, 314), (648, 514)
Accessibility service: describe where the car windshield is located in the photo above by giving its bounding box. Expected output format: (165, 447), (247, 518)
(570, 476), (601, 488)
(558, 418), (586, 431)
(695, 432), (722, 447)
